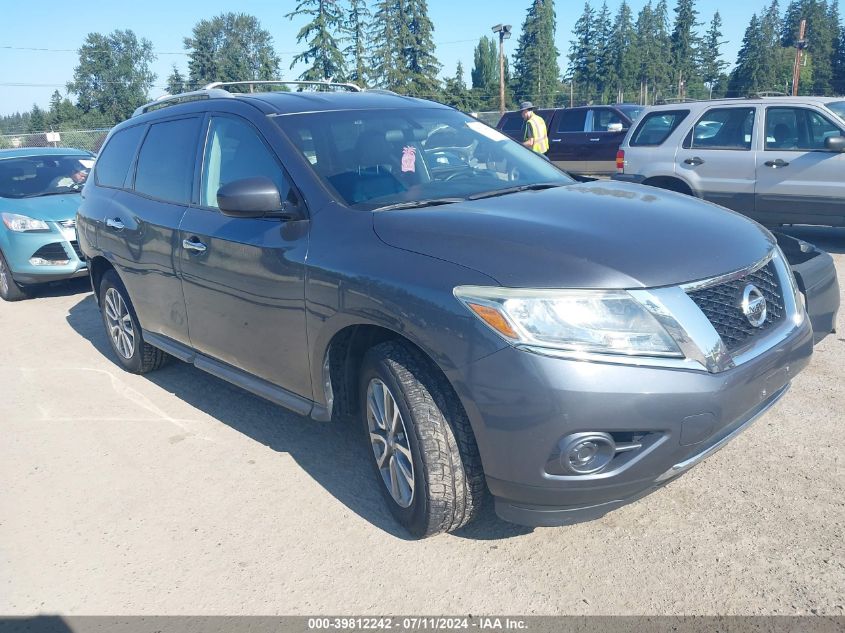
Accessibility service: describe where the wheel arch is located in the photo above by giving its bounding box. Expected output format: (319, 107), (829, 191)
(642, 175), (697, 197)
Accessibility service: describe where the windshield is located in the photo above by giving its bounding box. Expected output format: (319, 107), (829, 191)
(273, 108), (574, 210)
(618, 105), (644, 121)
(828, 101), (845, 122)
(0, 154), (94, 198)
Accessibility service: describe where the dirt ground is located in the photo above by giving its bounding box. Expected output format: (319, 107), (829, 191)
(1, 226), (843, 616)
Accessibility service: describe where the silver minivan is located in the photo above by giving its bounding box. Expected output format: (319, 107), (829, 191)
(614, 97), (845, 227)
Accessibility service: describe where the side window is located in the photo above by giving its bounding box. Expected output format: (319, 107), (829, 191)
(501, 115), (524, 133)
(94, 125), (145, 188)
(688, 107), (755, 150)
(630, 110), (689, 146)
(766, 107), (843, 151)
(555, 110), (587, 133)
(590, 109), (624, 132)
(201, 116), (292, 208)
(134, 118), (200, 204)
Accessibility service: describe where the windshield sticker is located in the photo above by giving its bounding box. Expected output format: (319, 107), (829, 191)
(466, 121), (508, 142)
(401, 146), (416, 172)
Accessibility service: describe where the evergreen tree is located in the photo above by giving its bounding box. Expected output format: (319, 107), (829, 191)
(728, 13), (766, 95)
(345, 0), (371, 86)
(471, 36), (498, 94)
(185, 14), (280, 87)
(28, 105), (46, 133)
(404, 0), (442, 96)
(370, 0), (408, 91)
(67, 29), (156, 124)
(634, 0), (671, 104)
(566, 2), (597, 104)
(166, 65), (187, 94)
(443, 62), (474, 111)
(699, 12), (728, 98)
(609, 1), (637, 102)
(669, 0), (700, 99)
(834, 26), (845, 94)
(287, 0), (347, 81)
(594, 1), (615, 102)
(780, 0), (838, 94)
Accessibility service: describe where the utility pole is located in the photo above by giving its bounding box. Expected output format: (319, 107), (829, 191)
(792, 19), (808, 96)
(491, 24), (512, 115)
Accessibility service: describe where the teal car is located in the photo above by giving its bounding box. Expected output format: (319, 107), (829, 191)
(0, 148), (94, 301)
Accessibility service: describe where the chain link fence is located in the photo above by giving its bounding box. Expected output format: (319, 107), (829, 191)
(470, 111), (502, 126)
(0, 129), (111, 153)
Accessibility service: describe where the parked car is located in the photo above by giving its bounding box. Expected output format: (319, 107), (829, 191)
(613, 96), (845, 226)
(497, 104), (643, 176)
(78, 83), (835, 537)
(0, 148), (94, 301)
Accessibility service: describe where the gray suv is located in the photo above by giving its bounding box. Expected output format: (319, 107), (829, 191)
(78, 82), (829, 537)
(614, 97), (845, 226)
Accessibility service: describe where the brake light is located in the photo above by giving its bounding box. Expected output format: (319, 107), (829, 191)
(616, 150), (625, 173)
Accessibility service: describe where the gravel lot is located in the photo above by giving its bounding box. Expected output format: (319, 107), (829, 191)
(1, 226), (843, 616)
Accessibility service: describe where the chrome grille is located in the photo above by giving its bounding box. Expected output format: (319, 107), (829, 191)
(686, 260), (785, 353)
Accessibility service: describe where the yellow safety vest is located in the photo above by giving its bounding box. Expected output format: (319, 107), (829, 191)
(525, 113), (549, 154)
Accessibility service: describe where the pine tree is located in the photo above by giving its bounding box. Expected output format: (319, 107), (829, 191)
(287, 0), (347, 82)
(566, 2), (597, 104)
(609, 1), (637, 102)
(834, 24), (845, 94)
(594, 1), (615, 102)
(728, 13), (765, 96)
(699, 13), (728, 98)
(344, 0), (371, 86)
(669, 0), (700, 99)
(166, 65), (186, 94)
(28, 105), (46, 133)
(471, 36), (501, 110)
(370, 0), (407, 90)
(404, 0), (441, 96)
(443, 62), (474, 111)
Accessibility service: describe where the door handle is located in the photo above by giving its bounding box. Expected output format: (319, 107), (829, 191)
(182, 238), (207, 254)
(589, 138), (601, 142)
(105, 217), (124, 230)
(550, 138), (563, 143)
(764, 159), (790, 168)
(683, 157), (705, 166)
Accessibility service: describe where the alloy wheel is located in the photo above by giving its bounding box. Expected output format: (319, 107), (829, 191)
(104, 287), (136, 360)
(366, 378), (415, 508)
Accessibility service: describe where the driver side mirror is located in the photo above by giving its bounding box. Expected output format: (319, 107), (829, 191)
(824, 135), (845, 152)
(217, 177), (304, 220)
(607, 122), (626, 133)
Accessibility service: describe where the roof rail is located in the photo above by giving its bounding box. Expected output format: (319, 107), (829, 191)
(748, 91), (789, 98)
(132, 88), (233, 117)
(204, 80), (362, 93)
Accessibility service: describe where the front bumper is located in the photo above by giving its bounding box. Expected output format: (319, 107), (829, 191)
(445, 316), (813, 527)
(2, 222), (87, 285)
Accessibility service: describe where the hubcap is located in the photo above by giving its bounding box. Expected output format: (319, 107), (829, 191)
(366, 378), (415, 508)
(104, 287), (136, 360)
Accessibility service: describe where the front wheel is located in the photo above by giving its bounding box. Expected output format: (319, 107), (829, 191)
(98, 270), (168, 374)
(0, 250), (28, 301)
(359, 341), (485, 538)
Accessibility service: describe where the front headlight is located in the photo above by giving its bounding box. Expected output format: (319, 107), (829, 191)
(2, 212), (50, 232)
(454, 286), (682, 357)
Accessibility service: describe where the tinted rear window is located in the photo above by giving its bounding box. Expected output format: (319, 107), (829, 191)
(556, 109), (587, 133)
(95, 125), (145, 188)
(134, 118), (200, 204)
(630, 110), (689, 146)
(500, 114), (524, 133)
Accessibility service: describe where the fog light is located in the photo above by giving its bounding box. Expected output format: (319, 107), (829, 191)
(29, 257), (69, 266)
(559, 432), (616, 475)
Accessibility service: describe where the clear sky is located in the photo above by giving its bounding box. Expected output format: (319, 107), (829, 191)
(1, 0), (843, 115)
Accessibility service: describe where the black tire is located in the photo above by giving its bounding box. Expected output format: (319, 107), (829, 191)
(0, 249), (28, 302)
(98, 269), (168, 374)
(359, 341), (485, 538)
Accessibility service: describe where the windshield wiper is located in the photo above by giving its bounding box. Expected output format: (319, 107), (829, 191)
(374, 197), (465, 212)
(467, 182), (564, 201)
(22, 189), (79, 198)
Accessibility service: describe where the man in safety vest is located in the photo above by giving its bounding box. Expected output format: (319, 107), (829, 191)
(520, 101), (549, 155)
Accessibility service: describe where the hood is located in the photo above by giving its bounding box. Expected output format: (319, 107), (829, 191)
(0, 193), (82, 223)
(372, 181), (774, 289)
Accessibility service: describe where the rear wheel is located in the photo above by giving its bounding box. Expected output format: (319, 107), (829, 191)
(359, 341), (485, 538)
(0, 250), (27, 302)
(98, 270), (167, 374)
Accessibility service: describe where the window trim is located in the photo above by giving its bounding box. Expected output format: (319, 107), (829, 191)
(629, 109), (690, 147)
(93, 123), (147, 191)
(195, 111), (305, 217)
(129, 113), (203, 205)
(763, 105), (845, 153)
(682, 106), (757, 152)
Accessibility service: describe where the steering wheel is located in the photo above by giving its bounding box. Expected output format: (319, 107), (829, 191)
(443, 169), (476, 181)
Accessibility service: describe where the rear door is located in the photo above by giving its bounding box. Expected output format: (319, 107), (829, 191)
(547, 108), (588, 174)
(674, 106), (758, 215)
(755, 105), (845, 226)
(582, 107), (630, 175)
(177, 112), (312, 399)
(99, 116), (201, 345)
